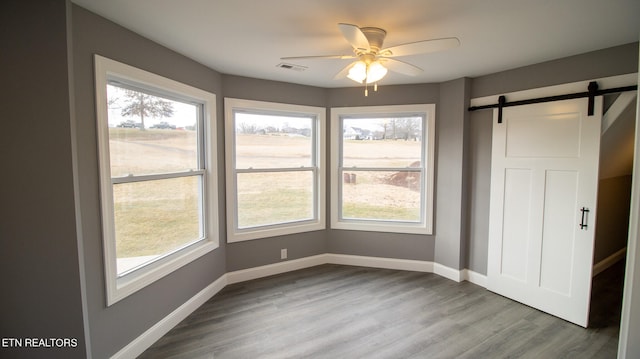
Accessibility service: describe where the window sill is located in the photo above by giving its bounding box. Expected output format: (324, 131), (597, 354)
(227, 220), (326, 243)
(331, 220), (433, 235)
(107, 239), (218, 306)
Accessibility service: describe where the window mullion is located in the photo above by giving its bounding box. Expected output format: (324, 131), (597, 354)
(338, 167), (422, 172)
(112, 169), (205, 184)
(235, 167), (315, 174)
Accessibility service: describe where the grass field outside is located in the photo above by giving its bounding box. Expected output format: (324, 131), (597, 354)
(113, 176), (200, 258)
(109, 127), (198, 177)
(109, 130), (423, 268)
(236, 171), (314, 228)
(108, 128), (202, 274)
(341, 170), (421, 221)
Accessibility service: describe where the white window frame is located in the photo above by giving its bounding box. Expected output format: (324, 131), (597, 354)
(225, 98), (326, 243)
(330, 104), (436, 235)
(94, 55), (219, 305)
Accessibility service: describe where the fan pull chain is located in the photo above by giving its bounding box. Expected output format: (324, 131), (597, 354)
(365, 64), (369, 96)
(363, 82), (380, 96)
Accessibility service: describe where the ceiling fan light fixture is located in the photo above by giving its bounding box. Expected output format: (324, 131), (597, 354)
(281, 23), (459, 97)
(347, 61), (367, 83)
(365, 61), (387, 83)
(346, 60), (388, 84)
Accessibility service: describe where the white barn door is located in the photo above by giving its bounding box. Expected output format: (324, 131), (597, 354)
(487, 97), (602, 327)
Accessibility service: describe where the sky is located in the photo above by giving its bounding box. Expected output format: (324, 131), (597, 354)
(106, 84), (198, 128)
(234, 112), (312, 130)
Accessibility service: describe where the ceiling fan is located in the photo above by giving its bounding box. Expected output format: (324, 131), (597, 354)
(281, 23), (460, 95)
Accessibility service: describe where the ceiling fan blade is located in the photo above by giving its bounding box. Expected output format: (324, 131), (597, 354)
(281, 55), (355, 61)
(334, 62), (355, 80)
(380, 37), (460, 57)
(379, 58), (423, 76)
(338, 23), (370, 52)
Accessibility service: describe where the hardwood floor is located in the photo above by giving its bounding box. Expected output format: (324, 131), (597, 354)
(140, 262), (624, 358)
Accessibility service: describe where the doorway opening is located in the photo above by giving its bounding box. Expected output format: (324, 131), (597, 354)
(590, 92), (637, 328)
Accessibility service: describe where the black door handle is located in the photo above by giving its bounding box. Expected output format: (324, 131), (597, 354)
(580, 207), (590, 230)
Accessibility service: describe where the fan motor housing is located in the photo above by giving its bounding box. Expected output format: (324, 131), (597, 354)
(359, 27), (387, 54)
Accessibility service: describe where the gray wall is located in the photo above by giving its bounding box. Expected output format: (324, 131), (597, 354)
(465, 110), (493, 273)
(1, 1), (87, 358)
(434, 78), (470, 270)
(470, 42), (639, 98)
(71, 5), (227, 358)
(222, 74), (327, 108)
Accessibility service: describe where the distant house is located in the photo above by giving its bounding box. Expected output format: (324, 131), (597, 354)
(343, 126), (378, 140)
(343, 126), (361, 140)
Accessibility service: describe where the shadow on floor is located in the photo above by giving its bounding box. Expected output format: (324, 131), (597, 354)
(589, 259), (626, 329)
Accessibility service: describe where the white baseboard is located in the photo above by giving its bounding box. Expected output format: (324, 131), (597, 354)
(325, 253), (434, 273)
(110, 275), (227, 359)
(115, 253), (485, 358)
(226, 254), (327, 284)
(593, 247), (627, 277)
(227, 254), (439, 284)
(462, 269), (488, 287)
(434, 263), (463, 282)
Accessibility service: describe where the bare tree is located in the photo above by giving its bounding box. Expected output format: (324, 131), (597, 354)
(398, 118), (421, 140)
(380, 120), (389, 139)
(238, 122), (259, 134)
(121, 90), (174, 130)
(385, 118), (399, 140)
(107, 96), (119, 109)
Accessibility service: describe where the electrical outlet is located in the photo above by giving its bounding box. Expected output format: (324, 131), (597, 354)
(281, 248), (287, 260)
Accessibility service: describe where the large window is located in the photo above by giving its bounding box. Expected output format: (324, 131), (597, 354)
(225, 98), (325, 242)
(331, 104), (435, 234)
(95, 55), (219, 305)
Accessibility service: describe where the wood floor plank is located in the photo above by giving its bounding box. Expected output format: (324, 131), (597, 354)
(140, 263), (623, 358)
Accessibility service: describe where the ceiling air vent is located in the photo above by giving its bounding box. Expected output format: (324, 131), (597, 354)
(276, 62), (307, 72)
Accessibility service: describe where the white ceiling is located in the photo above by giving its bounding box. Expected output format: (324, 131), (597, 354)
(71, 0), (639, 88)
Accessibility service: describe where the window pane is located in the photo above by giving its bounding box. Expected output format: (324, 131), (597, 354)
(113, 176), (202, 275)
(106, 84), (199, 177)
(235, 112), (313, 169)
(341, 170), (421, 221)
(342, 117), (422, 168)
(237, 171), (314, 228)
